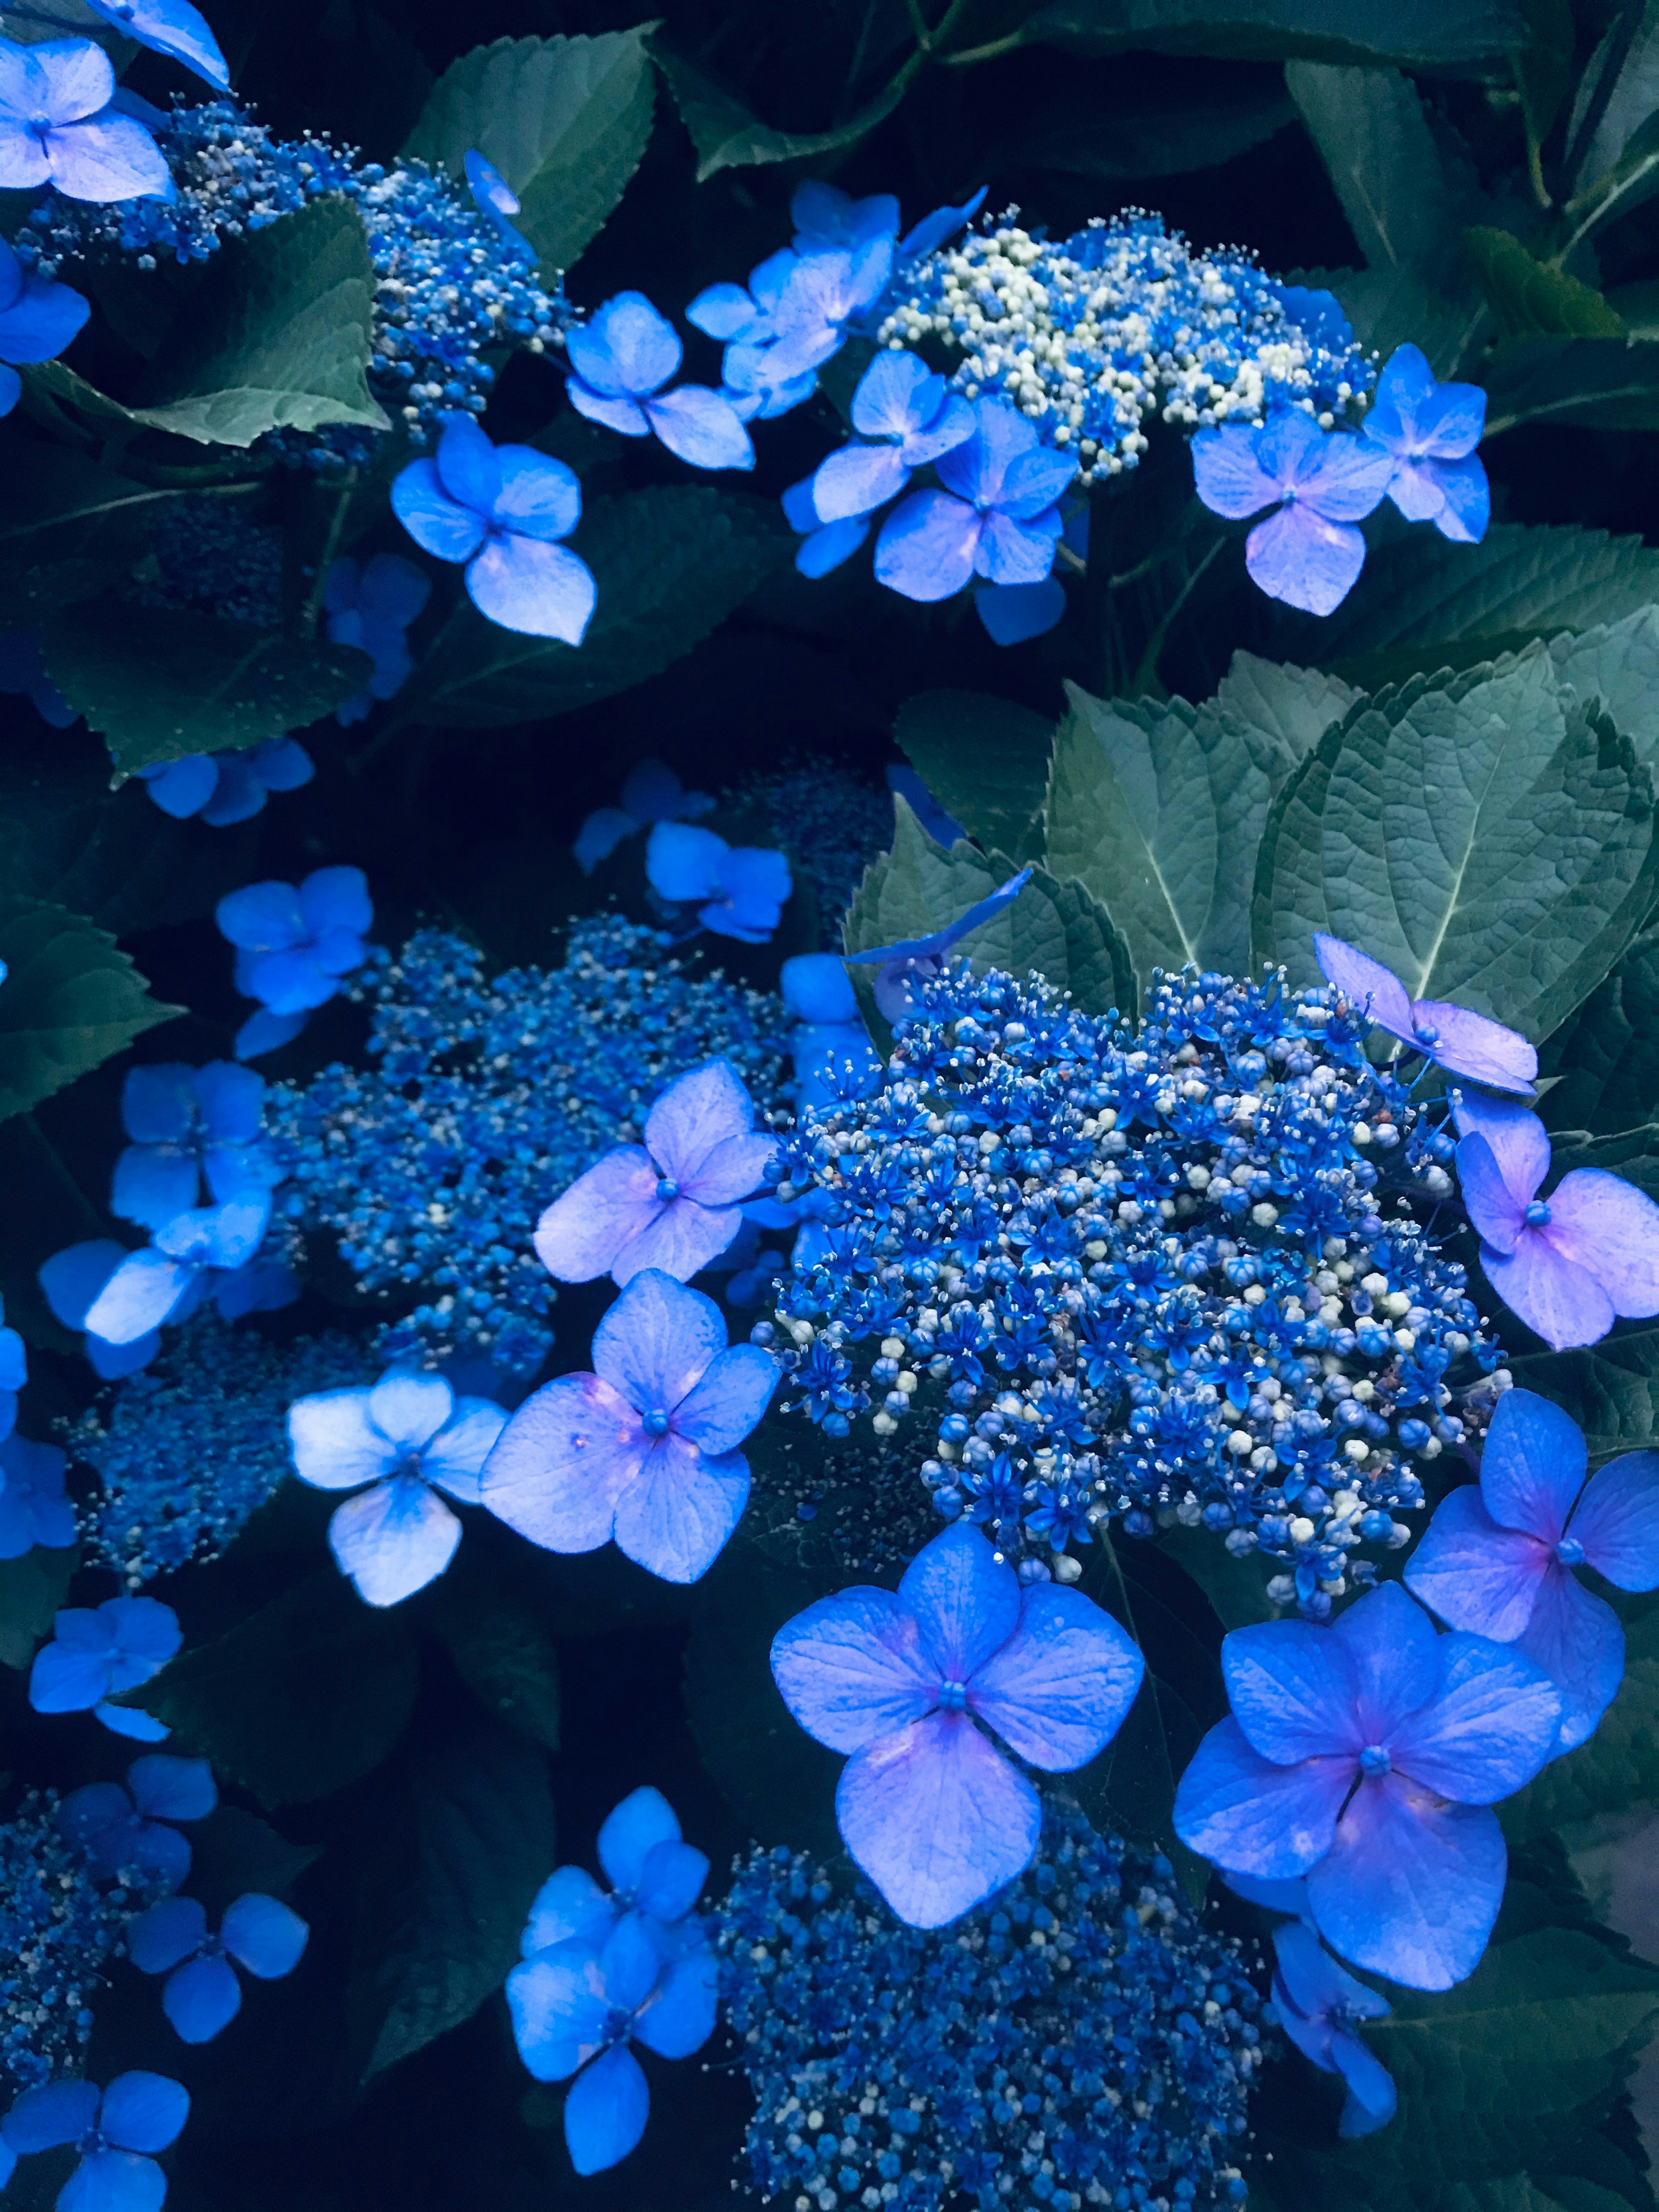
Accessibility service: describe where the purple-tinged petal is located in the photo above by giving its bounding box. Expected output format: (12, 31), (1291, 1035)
(506, 1945), (611, 2079)
(564, 2042), (649, 2175)
(1415, 379), (1487, 458)
(48, 112), (171, 203)
(1190, 423), (1281, 519)
(288, 1388), (397, 1491)
(593, 1269), (724, 1414)
(466, 536), (596, 644)
(1546, 1169), (1659, 1318)
(1570, 1450), (1659, 1590)
(1306, 1771), (1506, 1991)
(1390, 1632), (1560, 1801)
(524, 1865), (613, 1955)
(1246, 503), (1367, 617)
(597, 1785), (680, 1893)
(1456, 1134), (1528, 1253)
(849, 349), (936, 437)
(1479, 1386), (1586, 1544)
(837, 1707), (1040, 1928)
(220, 1892), (307, 1978)
(1274, 1920), (1391, 2026)
(1313, 936), (1413, 1040)
(811, 442), (910, 524)
(392, 458), (486, 563)
(686, 282), (760, 341)
(534, 1146), (661, 1284)
(1297, 434), (1393, 522)
(645, 385), (754, 471)
(610, 1433), (749, 1583)
(163, 1951), (241, 2041)
(874, 488), (982, 602)
(416, 1400), (506, 1503)
(328, 1475), (461, 1606)
(1514, 1560), (1624, 1753)
(1173, 1716), (1352, 1878)
(566, 380), (652, 436)
(1382, 455), (1449, 524)
(481, 1373), (646, 1554)
(671, 1341), (776, 1453)
(967, 1584), (1142, 1770)
(1405, 1484), (1551, 1640)
(100, 2071), (189, 2155)
(0, 121), (50, 192)
(632, 1941), (716, 2057)
(1329, 1580), (1444, 1745)
(1454, 1088), (1549, 1205)
(1221, 1618), (1359, 1766)
(902, 392), (976, 468)
(1414, 1000), (1537, 1093)
(677, 1130), (775, 1209)
(1481, 1233), (1614, 1351)
(644, 1061), (754, 1185)
(899, 1523), (1021, 1683)
(613, 1195), (744, 1285)
(772, 1586), (940, 1753)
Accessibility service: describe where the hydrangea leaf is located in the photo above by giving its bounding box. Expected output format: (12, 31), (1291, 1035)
(1538, 931), (1659, 1135)
(1466, 227), (1628, 340)
(124, 1571), (419, 1806)
(1482, 335), (1659, 436)
(183, 1807), (321, 1919)
(892, 689), (1053, 864)
(0, 434), (185, 605)
(397, 487), (788, 728)
(0, 1541), (77, 1672)
(1251, 648), (1658, 1039)
(429, 1557), (561, 1750)
(1499, 1603), (1659, 1843)
(0, 1114), (106, 1354)
(1548, 609), (1659, 782)
(648, 36), (904, 180)
(1000, 72), (1295, 181)
(350, 1723), (556, 2080)
(1510, 1324), (1659, 1462)
(0, 896), (180, 1123)
(1014, 0), (1528, 68)
(39, 601), (372, 772)
(401, 29), (655, 272)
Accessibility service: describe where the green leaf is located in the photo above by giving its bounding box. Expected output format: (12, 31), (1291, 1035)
(1156, 1522), (1279, 1630)
(0, 1545), (76, 1671)
(129, 1571), (420, 1806)
(1549, 609), (1659, 781)
(1250, 650), (1658, 1037)
(186, 1806), (321, 1916)
(401, 27), (656, 273)
(649, 37), (903, 180)
(397, 486), (787, 728)
(1538, 932), (1659, 1136)
(40, 599), (372, 772)
(127, 199), (388, 448)
(0, 896), (180, 1122)
(1501, 1608), (1659, 1843)
(892, 689), (1054, 862)
(1014, 0), (1529, 67)
(429, 1560), (561, 1749)
(1509, 1326), (1659, 1461)
(350, 1723), (555, 2079)
(1482, 335), (1659, 435)
(1467, 228), (1627, 338)
(0, 433), (187, 601)
(1003, 73), (1294, 180)
(1287, 64), (1453, 274)
(0, 1115), (105, 1353)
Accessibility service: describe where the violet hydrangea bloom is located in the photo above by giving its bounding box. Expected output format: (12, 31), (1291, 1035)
(519, 1786), (708, 1969)
(111, 1062), (279, 1233)
(85, 0), (229, 89)
(1, 2071), (189, 2212)
(0, 1433), (74, 1557)
(128, 1891), (308, 2043)
(216, 863), (374, 1058)
(645, 821), (792, 943)
(1173, 1581), (1560, 1990)
(287, 1370), (507, 1608)
(138, 737), (313, 826)
(0, 232), (89, 415)
(322, 552), (431, 724)
(58, 1754), (215, 1891)
(574, 756), (714, 875)
(531, 1061), (777, 1287)
(875, 398), (1075, 604)
(771, 1522), (1144, 1928)
(1406, 1386), (1659, 1751)
(1361, 342), (1489, 544)
(808, 349), (974, 526)
(392, 415), (596, 642)
(1271, 1921), (1397, 2137)
(1191, 410), (1393, 616)
(1313, 934), (1538, 1094)
(30, 1594), (181, 1741)
(1454, 1092), (1659, 1350)
(564, 292), (754, 471)
(483, 1268), (775, 1583)
(0, 36), (171, 201)
(847, 865), (1034, 1021)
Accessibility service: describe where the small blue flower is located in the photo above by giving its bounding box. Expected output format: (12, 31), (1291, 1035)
(1191, 410), (1392, 616)
(288, 1370), (505, 1608)
(463, 146), (530, 254)
(111, 1062), (280, 1232)
(1, 2070), (189, 2212)
(80, 1201), (273, 1346)
(58, 1754), (215, 1890)
(0, 232), (88, 414)
(519, 1786), (709, 1965)
(574, 756), (714, 874)
(646, 821), (792, 944)
(216, 863), (375, 1058)
(322, 552), (432, 724)
(0, 1291), (28, 1438)
(127, 1891), (308, 2042)
(687, 246), (798, 348)
(0, 626), (76, 725)
(0, 36), (171, 201)
(807, 349), (974, 525)
(847, 866), (1033, 1020)
(781, 953), (880, 1112)
(564, 291), (753, 471)
(39, 1230), (294, 1373)
(392, 415), (596, 642)
(0, 1433), (73, 1555)
(30, 1595), (180, 1740)
(873, 397), (1075, 604)
(1271, 1920), (1396, 2137)
(84, 0), (229, 89)
(137, 736), (313, 826)
(1361, 342), (1489, 543)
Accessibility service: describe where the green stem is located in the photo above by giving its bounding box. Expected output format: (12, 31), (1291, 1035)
(938, 29), (1025, 66)
(1129, 538), (1223, 697)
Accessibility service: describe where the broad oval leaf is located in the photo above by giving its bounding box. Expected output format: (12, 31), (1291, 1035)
(893, 688), (1054, 863)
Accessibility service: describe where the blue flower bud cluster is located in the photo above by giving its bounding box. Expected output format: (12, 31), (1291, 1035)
(18, 102), (564, 452)
(764, 962), (1497, 1616)
(876, 213), (1376, 483)
(268, 918), (789, 1369)
(0, 1797), (139, 2089)
(716, 1805), (1262, 2212)
(65, 1315), (372, 1589)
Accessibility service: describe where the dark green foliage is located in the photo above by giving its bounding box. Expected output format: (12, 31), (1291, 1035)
(0, 896), (179, 1121)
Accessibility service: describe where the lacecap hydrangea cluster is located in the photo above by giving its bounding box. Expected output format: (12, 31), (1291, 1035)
(269, 918), (789, 1370)
(762, 962), (1496, 1617)
(17, 102), (563, 453)
(717, 1806), (1261, 2212)
(877, 213), (1376, 482)
(0, 1798), (137, 2089)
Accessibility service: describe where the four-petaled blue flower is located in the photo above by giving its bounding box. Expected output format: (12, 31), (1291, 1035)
(1453, 1092), (1659, 1350)
(518, 1786), (709, 1969)
(322, 553), (432, 724)
(1191, 410), (1392, 616)
(1314, 934), (1538, 1094)
(810, 349), (975, 526)
(0, 1292), (28, 1440)
(532, 1060), (777, 1287)
(127, 1890), (309, 2042)
(216, 863), (375, 1058)
(0, 36), (171, 201)
(111, 1062), (280, 1233)
(1407, 1386), (1659, 1751)
(847, 865), (1033, 1021)
(781, 953), (880, 1112)
(287, 1370), (507, 1608)
(574, 756), (714, 875)
(1271, 1920), (1397, 2137)
(1173, 1580), (1560, 1990)
(0, 1432), (73, 1555)
(483, 1267), (777, 1584)
(645, 821), (792, 943)
(771, 1522), (1144, 1927)
(84, 0), (229, 89)
(81, 1200), (273, 1346)
(392, 415), (596, 642)
(0, 2070), (189, 2212)
(0, 232), (88, 416)
(30, 1595), (181, 1740)
(138, 737), (313, 826)
(58, 1754), (215, 1891)
(874, 398), (1076, 604)
(564, 291), (754, 472)
(1361, 342), (1489, 543)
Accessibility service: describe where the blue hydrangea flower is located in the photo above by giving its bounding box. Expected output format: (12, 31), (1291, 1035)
(760, 237), (896, 384)
(41, 1239), (163, 1378)
(321, 550), (432, 722)
(1407, 1387), (1659, 1751)
(1, 2069), (189, 2212)
(58, 1755), (215, 1891)
(0, 1433), (73, 1556)
(1314, 934), (1538, 1093)
(111, 1062), (280, 1233)
(807, 349), (974, 525)
(519, 1787), (708, 1969)
(1271, 1920), (1396, 2136)
(463, 147), (529, 254)
(127, 1891), (308, 2042)
(287, 1370), (506, 1608)
(646, 821), (792, 944)
(846, 865), (1033, 1020)
(1173, 1581), (1561, 1989)
(574, 757), (714, 875)
(772, 1522), (1143, 1926)
(216, 863), (375, 1058)
(781, 953), (880, 1113)
(1192, 411), (1393, 615)
(137, 737), (313, 826)
(874, 397), (1075, 604)
(0, 36), (170, 201)
(531, 1060), (777, 1287)
(483, 1268), (776, 1584)
(975, 575), (1068, 645)
(687, 245), (798, 349)
(1361, 342), (1488, 543)
(392, 414), (595, 640)
(0, 1293), (28, 1440)
(81, 1201), (273, 1346)
(1452, 1092), (1659, 1350)
(0, 232), (87, 414)
(885, 764), (963, 847)
(564, 291), (753, 471)
(30, 1597), (181, 1741)
(781, 472), (871, 578)
(84, 0), (228, 88)
(0, 626), (76, 725)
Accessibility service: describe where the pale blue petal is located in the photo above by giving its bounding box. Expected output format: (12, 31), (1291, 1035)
(1430, 454), (1489, 541)
(598, 1785), (681, 1894)
(79, 1246), (186, 1342)
(1480, 1385), (1586, 1542)
(686, 283), (759, 341)
(810, 442), (909, 524)
(1173, 1716), (1351, 1877)
(490, 448), (581, 541)
(466, 536), (596, 644)
(1390, 1632), (1560, 1799)
(1513, 1560), (1624, 1753)
(598, 1903), (660, 2012)
(837, 1708), (1040, 1928)
(48, 113), (171, 204)
(523, 1865), (613, 1955)
(1245, 503), (1367, 616)
(480, 1373), (645, 1555)
(506, 1946), (611, 2079)
(86, 0), (228, 87)
(565, 380), (652, 436)
(569, 292), (680, 398)
(796, 516), (868, 576)
(564, 2043), (649, 2175)
(850, 348), (936, 436)
(531, 1145), (661, 1283)
(328, 1475), (460, 1606)
(367, 1370), (452, 1450)
(897, 1522), (1020, 1682)
(163, 1951), (241, 2041)
(592, 1268), (725, 1415)
(392, 458), (486, 563)
(610, 1435), (749, 1583)
(645, 386), (754, 471)
(1405, 1484), (1548, 1641)
(967, 1585), (1143, 1769)
(1571, 1449), (1659, 1589)
(873, 488), (981, 601)
(642, 1060), (758, 1189)
(771, 1585), (939, 1753)
(1191, 423), (1280, 518)
(421, 1398), (508, 1502)
(1306, 1772), (1506, 1992)
(974, 507), (1061, 586)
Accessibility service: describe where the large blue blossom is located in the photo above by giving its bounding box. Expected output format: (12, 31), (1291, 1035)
(1, 2070), (189, 2212)
(29, 1597), (180, 1741)
(216, 864), (375, 1058)
(645, 822), (791, 943)
(137, 738), (313, 827)
(1270, 1920), (1396, 2136)
(111, 1063), (280, 1233)
(564, 291), (753, 471)
(1361, 342), (1489, 543)
(1192, 411), (1392, 615)
(58, 1755), (215, 1892)
(874, 398), (1075, 603)
(0, 37), (169, 200)
(127, 1891), (308, 2043)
